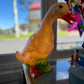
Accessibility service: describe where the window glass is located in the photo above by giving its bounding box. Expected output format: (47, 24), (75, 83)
(57, 19), (83, 50)
(0, 0), (41, 54)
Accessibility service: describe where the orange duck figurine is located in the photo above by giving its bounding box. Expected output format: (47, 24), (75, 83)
(16, 2), (76, 78)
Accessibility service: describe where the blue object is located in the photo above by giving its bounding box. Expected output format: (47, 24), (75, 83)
(79, 56), (84, 61)
(78, 20), (83, 37)
(77, 61), (84, 67)
(72, 7), (81, 14)
(77, 56), (84, 67)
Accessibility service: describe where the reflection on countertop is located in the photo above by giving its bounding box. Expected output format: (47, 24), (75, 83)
(23, 59), (71, 84)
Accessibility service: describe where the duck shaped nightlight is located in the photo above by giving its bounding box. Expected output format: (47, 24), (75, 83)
(16, 2), (76, 78)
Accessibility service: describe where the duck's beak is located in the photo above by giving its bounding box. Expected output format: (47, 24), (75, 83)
(62, 13), (77, 24)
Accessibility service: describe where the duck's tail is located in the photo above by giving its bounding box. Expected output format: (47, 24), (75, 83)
(16, 51), (24, 63)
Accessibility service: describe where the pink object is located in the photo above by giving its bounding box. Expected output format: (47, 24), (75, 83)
(69, 22), (78, 32)
(68, 12), (83, 32)
(72, 12), (82, 21)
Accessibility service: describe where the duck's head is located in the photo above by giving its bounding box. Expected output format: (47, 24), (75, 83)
(48, 2), (76, 24)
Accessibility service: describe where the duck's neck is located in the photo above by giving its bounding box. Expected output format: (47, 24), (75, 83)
(39, 12), (55, 33)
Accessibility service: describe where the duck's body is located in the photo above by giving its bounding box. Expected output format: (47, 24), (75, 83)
(16, 2), (76, 66)
(16, 11), (54, 65)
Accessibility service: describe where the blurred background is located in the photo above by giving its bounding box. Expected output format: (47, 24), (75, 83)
(0, 0), (83, 54)
(0, 0), (41, 39)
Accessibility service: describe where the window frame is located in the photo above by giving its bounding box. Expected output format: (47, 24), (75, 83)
(41, 0), (84, 61)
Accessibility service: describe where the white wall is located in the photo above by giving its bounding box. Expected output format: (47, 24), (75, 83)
(29, 9), (41, 20)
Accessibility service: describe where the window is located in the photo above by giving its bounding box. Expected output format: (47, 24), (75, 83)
(0, 0), (41, 54)
(57, 0), (83, 50)
(42, 0), (84, 60)
(57, 19), (83, 50)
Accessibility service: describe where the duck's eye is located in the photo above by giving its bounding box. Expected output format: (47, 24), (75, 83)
(59, 5), (63, 8)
